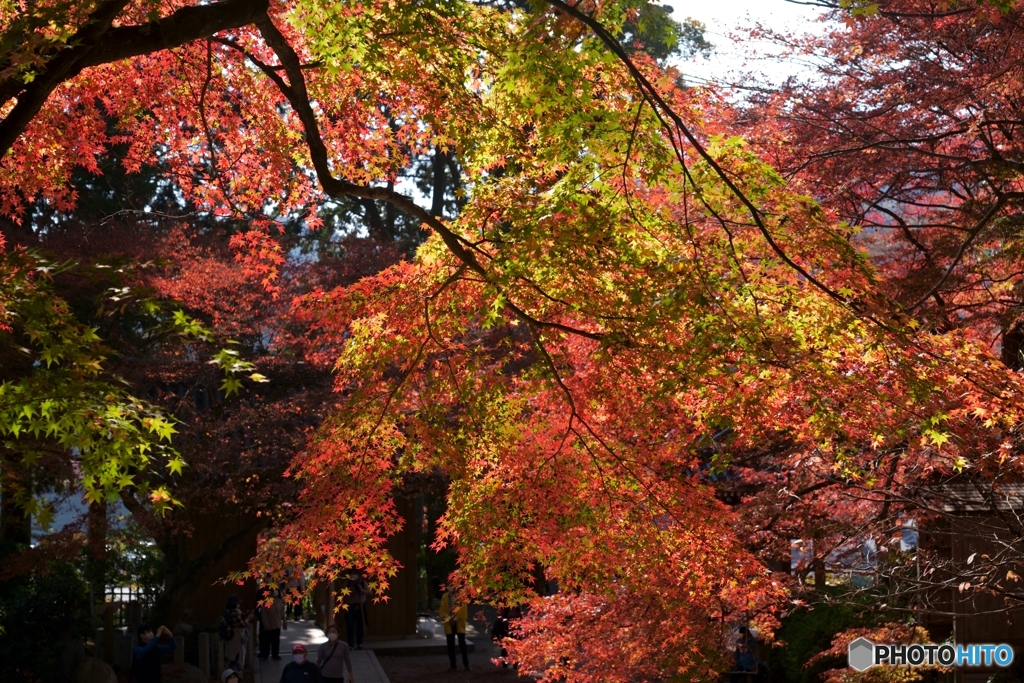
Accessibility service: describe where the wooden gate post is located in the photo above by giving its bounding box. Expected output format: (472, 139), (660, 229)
(198, 632), (211, 679)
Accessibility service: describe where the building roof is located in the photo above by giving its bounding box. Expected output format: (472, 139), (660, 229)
(937, 483), (1024, 514)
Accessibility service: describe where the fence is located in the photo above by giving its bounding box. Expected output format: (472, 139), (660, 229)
(104, 584), (158, 628)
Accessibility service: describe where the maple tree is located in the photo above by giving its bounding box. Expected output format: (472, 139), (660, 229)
(1, 208), (401, 626)
(108, 224), (401, 623)
(740, 0), (1024, 341)
(731, 0), (1024, 640)
(0, 226), (290, 618)
(3, 0), (1024, 681)
(0, 245), (184, 535)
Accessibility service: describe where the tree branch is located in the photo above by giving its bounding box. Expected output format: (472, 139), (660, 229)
(908, 193), (1019, 311)
(253, 14), (605, 342)
(544, 0), (852, 308)
(0, 0), (270, 158)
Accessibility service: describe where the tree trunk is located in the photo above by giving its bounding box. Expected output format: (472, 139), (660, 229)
(813, 534), (827, 591)
(149, 510), (268, 626)
(0, 449), (31, 548)
(86, 501), (108, 602)
(430, 147), (448, 218)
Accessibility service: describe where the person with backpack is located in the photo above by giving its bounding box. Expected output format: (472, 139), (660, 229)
(131, 623), (177, 683)
(341, 570), (369, 650)
(221, 594), (254, 670)
(316, 625), (353, 683)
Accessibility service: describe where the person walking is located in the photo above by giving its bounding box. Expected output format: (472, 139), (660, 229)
(286, 567), (307, 620)
(317, 625), (354, 683)
(221, 594), (254, 670)
(221, 668), (241, 683)
(279, 643), (322, 683)
(259, 586), (287, 661)
(491, 605), (521, 668)
(341, 570), (369, 650)
(440, 587), (470, 671)
(131, 624), (177, 683)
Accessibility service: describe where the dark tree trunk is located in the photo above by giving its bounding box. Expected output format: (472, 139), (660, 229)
(1002, 322), (1024, 370)
(148, 509), (267, 626)
(0, 449), (31, 547)
(86, 501), (108, 600)
(357, 197), (386, 241)
(813, 534), (827, 591)
(431, 147), (448, 218)
(384, 178), (397, 240)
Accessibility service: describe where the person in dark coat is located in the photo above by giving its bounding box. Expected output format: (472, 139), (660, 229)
(730, 637), (762, 683)
(341, 570), (369, 650)
(131, 623), (176, 683)
(491, 605), (522, 668)
(258, 586), (287, 660)
(279, 643), (322, 683)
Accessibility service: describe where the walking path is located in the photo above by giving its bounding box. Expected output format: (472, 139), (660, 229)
(254, 619), (390, 683)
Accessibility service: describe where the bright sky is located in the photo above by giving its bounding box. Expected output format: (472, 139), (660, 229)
(663, 0), (835, 88)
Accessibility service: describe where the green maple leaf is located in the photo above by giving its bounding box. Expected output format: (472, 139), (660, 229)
(220, 377), (244, 397)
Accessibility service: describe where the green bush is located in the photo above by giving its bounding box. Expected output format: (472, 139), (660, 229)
(0, 561), (91, 682)
(764, 596), (877, 683)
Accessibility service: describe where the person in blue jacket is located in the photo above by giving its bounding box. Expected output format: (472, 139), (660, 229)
(132, 623), (177, 683)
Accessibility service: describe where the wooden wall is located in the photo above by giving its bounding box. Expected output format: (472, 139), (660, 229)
(363, 495), (419, 639)
(946, 516), (1024, 648)
(314, 495), (419, 640)
(178, 511), (261, 626)
(924, 513), (1024, 683)
(177, 500), (418, 637)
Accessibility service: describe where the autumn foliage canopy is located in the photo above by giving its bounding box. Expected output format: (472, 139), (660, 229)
(2, 0), (1024, 681)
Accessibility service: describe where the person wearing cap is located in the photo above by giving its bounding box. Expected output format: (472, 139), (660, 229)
(279, 643), (322, 683)
(222, 668), (241, 683)
(131, 623), (177, 683)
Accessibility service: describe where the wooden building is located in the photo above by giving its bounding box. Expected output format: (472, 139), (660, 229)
(923, 484), (1024, 683)
(178, 511), (263, 625)
(312, 495), (419, 640)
